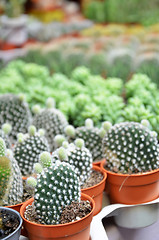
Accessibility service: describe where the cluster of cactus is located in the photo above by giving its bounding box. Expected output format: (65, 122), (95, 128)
(27, 153), (80, 225)
(0, 138), (23, 206)
(102, 120), (159, 174)
(13, 125), (50, 176)
(0, 94), (32, 144)
(32, 98), (68, 152)
(53, 138), (93, 185)
(64, 119), (111, 162)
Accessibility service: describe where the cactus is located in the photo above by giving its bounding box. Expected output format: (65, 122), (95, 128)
(0, 94), (32, 144)
(27, 158), (80, 225)
(53, 138), (93, 185)
(65, 119), (108, 162)
(14, 125), (50, 176)
(32, 98), (68, 152)
(102, 121), (159, 174)
(0, 123), (12, 149)
(0, 138), (23, 206)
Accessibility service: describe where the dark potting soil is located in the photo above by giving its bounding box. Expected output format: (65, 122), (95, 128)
(24, 200), (92, 225)
(81, 169), (103, 189)
(0, 209), (19, 239)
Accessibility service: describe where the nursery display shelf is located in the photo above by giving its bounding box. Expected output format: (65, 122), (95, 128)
(20, 192), (159, 240)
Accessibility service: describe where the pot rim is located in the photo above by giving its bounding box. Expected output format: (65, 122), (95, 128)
(0, 206), (23, 240)
(101, 159), (159, 177)
(20, 193), (95, 228)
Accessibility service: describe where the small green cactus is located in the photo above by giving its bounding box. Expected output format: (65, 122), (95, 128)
(27, 158), (80, 225)
(102, 121), (159, 174)
(52, 138), (93, 185)
(0, 94), (32, 143)
(0, 138), (23, 206)
(33, 98), (68, 152)
(0, 123), (12, 149)
(14, 125), (50, 176)
(65, 118), (109, 162)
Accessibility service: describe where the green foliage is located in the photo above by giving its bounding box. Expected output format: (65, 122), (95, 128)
(103, 121), (159, 173)
(3, 0), (26, 18)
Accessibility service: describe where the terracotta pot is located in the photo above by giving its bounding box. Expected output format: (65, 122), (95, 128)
(20, 193), (95, 240)
(92, 159), (103, 167)
(81, 165), (107, 215)
(101, 159), (159, 204)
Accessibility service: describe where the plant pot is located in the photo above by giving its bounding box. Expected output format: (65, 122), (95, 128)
(20, 193), (95, 240)
(92, 159), (104, 167)
(101, 159), (159, 204)
(0, 206), (23, 240)
(81, 165), (107, 216)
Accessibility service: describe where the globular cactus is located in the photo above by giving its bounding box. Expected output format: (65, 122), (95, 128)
(0, 138), (23, 206)
(53, 138), (93, 185)
(0, 123), (12, 149)
(102, 121), (159, 174)
(65, 118), (110, 162)
(27, 156), (80, 225)
(0, 94), (32, 144)
(14, 125), (50, 176)
(32, 98), (68, 152)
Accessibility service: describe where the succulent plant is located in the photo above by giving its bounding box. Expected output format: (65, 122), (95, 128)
(14, 125), (50, 176)
(65, 119), (109, 162)
(71, 66), (91, 85)
(53, 138), (93, 185)
(27, 157), (80, 225)
(0, 123), (12, 149)
(0, 138), (23, 206)
(32, 98), (68, 152)
(0, 94), (32, 144)
(102, 121), (159, 174)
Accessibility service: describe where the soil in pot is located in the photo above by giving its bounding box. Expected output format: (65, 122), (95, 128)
(0, 209), (19, 239)
(81, 169), (104, 189)
(24, 200), (92, 225)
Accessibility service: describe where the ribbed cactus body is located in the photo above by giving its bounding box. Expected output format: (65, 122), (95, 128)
(33, 108), (68, 152)
(102, 122), (159, 173)
(0, 138), (23, 206)
(14, 131), (49, 176)
(34, 161), (80, 225)
(0, 94), (31, 143)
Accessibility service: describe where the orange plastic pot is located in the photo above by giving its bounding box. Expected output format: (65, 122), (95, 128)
(101, 159), (159, 204)
(20, 193), (95, 240)
(92, 158), (104, 167)
(81, 165), (107, 215)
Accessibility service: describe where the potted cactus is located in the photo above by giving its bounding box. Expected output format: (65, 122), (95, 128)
(53, 138), (107, 215)
(20, 157), (95, 240)
(0, 138), (23, 212)
(0, 94), (32, 144)
(101, 120), (159, 204)
(64, 118), (110, 165)
(13, 125), (50, 177)
(32, 98), (68, 152)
